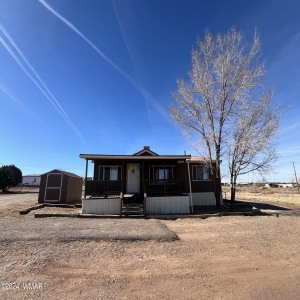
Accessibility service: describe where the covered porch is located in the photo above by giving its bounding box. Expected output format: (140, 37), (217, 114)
(79, 150), (193, 215)
(81, 155), (191, 198)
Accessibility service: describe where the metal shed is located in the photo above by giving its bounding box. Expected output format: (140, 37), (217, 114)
(38, 169), (83, 204)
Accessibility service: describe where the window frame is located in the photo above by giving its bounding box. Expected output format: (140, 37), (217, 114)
(192, 165), (210, 181)
(149, 165), (176, 180)
(98, 165), (122, 181)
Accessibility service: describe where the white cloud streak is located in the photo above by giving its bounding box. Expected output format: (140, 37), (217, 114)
(0, 25), (86, 145)
(279, 123), (300, 133)
(0, 83), (41, 122)
(112, 1), (154, 126)
(39, 0), (171, 124)
(278, 149), (300, 155)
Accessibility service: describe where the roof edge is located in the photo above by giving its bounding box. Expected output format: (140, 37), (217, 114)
(79, 154), (191, 160)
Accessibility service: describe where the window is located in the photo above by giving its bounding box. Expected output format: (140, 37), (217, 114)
(193, 165), (209, 180)
(151, 166), (175, 179)
(99, 166), (120, 180)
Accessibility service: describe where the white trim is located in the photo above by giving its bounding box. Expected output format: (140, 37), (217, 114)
(98, 165), (122, 181)
(82, 198), (121, 215)
(191, 192), (223, 206)
(146, 196), (190, 214)
(134, 149), (158, 156)
(44, 173), (63, 203)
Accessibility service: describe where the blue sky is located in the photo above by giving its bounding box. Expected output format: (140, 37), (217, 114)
(0, 0), (299, 182)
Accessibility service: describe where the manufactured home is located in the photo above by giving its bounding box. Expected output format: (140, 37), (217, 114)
(80, 146), (221, 215)
(22, 174), (41, 186)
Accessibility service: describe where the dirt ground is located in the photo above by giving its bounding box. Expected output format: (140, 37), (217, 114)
(0, 189), (300, 299)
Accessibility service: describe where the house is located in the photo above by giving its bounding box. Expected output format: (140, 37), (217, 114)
(265, 183), (294, 189)
(79, 146), (221, 215)
(22, 174), (41, 186)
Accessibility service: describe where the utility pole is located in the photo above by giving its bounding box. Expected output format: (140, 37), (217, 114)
(293, 162), (299, 194)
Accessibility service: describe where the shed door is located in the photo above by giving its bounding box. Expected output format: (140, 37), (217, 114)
(44, 173), (63, 202)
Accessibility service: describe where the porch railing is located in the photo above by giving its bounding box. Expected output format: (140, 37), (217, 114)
(144, 179), (186, 196)
(86, 180), (122, 197)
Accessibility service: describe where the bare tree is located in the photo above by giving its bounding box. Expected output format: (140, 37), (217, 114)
(170, 27), (268, 209)
(227, 88), (283, 210)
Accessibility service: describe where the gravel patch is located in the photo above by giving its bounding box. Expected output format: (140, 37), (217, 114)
(0, 218), (179, 243)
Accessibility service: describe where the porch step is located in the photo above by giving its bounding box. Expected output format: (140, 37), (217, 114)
(122, 203), (145, 216)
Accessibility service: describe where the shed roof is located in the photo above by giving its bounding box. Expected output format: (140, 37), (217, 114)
(41, 169), (82, 179)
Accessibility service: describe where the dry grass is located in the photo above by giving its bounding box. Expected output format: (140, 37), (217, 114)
(222, 186), (300, 206)
(260, 187), (274, 194)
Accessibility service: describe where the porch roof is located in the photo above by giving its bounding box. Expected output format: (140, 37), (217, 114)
(79, 154), (191, 160)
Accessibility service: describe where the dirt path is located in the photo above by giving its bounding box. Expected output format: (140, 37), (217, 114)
(0, 192), (299, 299)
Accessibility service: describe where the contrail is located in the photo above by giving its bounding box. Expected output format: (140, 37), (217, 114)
(0, 25), (74, 128)
(39, 0), (171, 124)
(0, 27), (86, 144)
(112, 0), (154, 125)
(0, 83), (42, 123)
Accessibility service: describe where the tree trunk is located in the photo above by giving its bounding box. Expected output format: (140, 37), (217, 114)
(230, 178), (237, 211)
(230, 186), (235, 211)
(214, 177), (222, 209)
(215, 147), (222, 209)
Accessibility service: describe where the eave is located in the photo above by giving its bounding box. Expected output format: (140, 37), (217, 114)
(79, 154), (191, 160)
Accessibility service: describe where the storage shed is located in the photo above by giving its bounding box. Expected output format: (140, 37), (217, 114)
(38, 169), (83, 204)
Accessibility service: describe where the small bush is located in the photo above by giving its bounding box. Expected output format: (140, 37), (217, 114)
(261, 187), (273, 194)
(247, 186), (261, 193)
(0, 165), (22, 192)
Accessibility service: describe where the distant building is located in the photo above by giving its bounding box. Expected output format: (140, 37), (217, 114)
(22, 175), (41, 186)
(265, 183), (294, 188)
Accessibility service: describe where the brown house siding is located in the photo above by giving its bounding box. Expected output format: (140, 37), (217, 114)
(188, 163), (215, 193)
(91, 159), (216, 195)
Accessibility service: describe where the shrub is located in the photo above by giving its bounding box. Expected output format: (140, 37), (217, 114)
(0, 165), (22, 192)
(261, 187), (273, 194)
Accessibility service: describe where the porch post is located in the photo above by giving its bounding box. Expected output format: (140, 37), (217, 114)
(122, 161), (125, 194)
(142, 160), (145, 193)
(164, 160), (166, 196)
(187, 159), (193, 212)
(84, 159), (88, 198)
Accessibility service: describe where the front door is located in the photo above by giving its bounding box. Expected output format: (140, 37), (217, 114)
(127, 164), (140, 194)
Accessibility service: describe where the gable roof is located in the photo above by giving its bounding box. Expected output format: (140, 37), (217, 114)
(133, 148), (158, 156)
(41, 169), (82, 179)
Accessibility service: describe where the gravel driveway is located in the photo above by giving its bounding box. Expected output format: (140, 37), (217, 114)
(0, 218), (178, 243)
